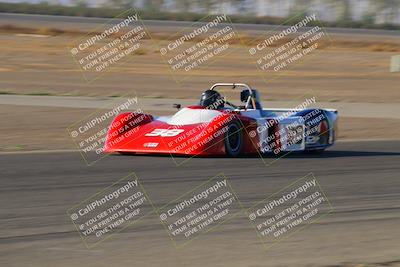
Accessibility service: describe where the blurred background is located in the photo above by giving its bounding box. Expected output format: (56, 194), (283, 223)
(1, 0), (400, 28)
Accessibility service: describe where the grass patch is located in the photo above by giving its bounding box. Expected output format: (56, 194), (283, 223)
(28, 92), (52, 96)
(0, 91), (52, 96)
(0, 91), (14, 95)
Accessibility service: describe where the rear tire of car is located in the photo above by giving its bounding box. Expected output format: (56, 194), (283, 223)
(225, 121), (243, 157)
(304, 113), (330, 155)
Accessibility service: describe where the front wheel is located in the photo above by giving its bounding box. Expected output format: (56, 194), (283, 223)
(224, 121), (243, 157)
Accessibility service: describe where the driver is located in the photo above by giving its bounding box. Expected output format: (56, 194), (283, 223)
(199, 90), (225, 110)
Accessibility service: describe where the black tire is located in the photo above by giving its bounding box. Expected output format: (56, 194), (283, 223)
(224, 121), (243, 157)
(315, 119), (330, 144)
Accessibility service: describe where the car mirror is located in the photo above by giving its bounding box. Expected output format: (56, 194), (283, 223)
(173, 103), (181, 109)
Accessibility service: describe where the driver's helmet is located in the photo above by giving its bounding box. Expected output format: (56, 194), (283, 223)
(199, 90), (224, 109)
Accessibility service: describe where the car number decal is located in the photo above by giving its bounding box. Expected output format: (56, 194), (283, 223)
(145, 129), (184, 137)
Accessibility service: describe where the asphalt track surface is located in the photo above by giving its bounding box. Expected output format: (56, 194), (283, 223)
(1, 140), (400, 266)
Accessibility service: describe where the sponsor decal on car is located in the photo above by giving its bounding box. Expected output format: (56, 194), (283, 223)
(143, 142), (159, 148)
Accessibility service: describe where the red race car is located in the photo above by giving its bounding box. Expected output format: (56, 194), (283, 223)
(104, 83), (338, 157)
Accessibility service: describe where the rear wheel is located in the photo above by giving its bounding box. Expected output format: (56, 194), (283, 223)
(318, 120), (329, 144)
(305, 116), (330, 155)
(224, 121), (243, 157)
